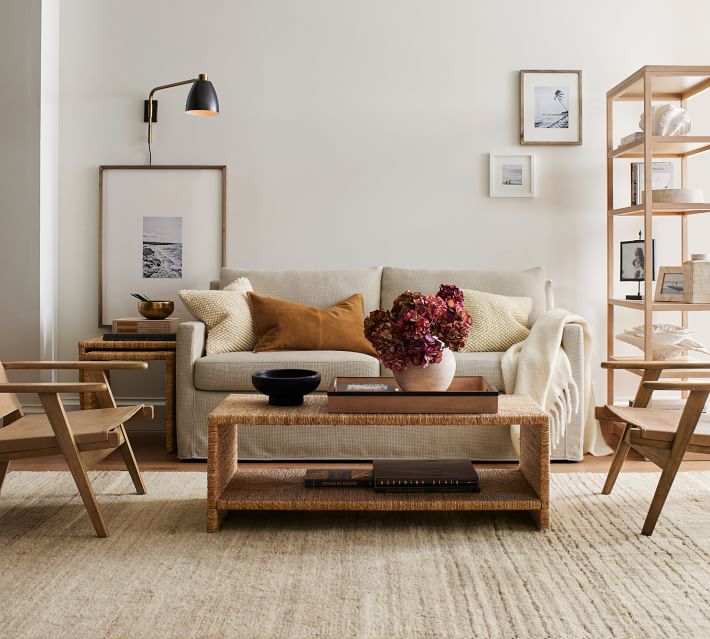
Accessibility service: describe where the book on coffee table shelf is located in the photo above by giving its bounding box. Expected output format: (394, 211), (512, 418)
(103, 333), (176, 341)
(373, 459), (480, 493)
(304, 469), (374, 488)
(111, 317), (181, 334)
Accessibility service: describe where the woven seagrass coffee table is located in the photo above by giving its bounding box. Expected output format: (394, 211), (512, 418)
(207, 394), (549, 532)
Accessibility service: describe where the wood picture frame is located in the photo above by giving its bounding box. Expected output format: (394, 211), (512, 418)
(489, 153), (534, 197)
(520, 70), (582, 145)
(98, 165), (227, 328)
(654, 267), (685, 302)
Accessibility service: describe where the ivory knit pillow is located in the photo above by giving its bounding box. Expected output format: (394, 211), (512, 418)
(178, 278), (256, 354)
(462, 289), (532, 352)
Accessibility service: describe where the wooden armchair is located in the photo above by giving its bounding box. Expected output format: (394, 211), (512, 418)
(596, 360), (710, 535)
(0, 360), (153, 537)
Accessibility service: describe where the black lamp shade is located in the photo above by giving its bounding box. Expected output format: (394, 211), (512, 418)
(185, 78), (219, 116)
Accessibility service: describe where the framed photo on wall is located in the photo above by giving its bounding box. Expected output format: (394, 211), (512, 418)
(99, 165), (227, 328)
(520, 70), (582, 145)
(654, 267), (685, 302)
(489, 154), (534, 197)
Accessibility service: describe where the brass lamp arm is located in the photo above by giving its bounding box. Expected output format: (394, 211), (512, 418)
(146, 78), (199, 145)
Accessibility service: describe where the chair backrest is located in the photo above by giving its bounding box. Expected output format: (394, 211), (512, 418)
(0, 362), (23, 421)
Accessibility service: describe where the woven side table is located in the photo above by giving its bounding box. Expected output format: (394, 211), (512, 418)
(207, 394), (549, 532)
(78, 338), (176, 452)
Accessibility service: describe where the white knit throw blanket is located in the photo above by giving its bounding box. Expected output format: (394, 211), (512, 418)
(501, 309), (611, 456)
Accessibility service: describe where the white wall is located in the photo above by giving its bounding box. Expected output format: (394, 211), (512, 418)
(55, 0), (710, 400)
(0, 0), (42, 367)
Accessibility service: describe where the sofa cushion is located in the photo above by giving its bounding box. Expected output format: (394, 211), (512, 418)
(381, 267), (547, 323)
(461, 289), (531, 352)
(248, 292), (377, 356)
(379, 351), (505, 391)
(219, 267), (383, 313)
(194, 350), (380, 392)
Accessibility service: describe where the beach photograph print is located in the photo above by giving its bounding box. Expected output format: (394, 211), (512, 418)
(142, 216), (183, 278)
(501, 163), (523, 186)
(534, 86), (569, 129)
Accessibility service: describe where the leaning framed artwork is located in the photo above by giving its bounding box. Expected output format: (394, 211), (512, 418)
(489, 154), (534, 197)
(654, 267), (684, 302)
(99, 165), (226, 327)
(520, 70), (582, 145)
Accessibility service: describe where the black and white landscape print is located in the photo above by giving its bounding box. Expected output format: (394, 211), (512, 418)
(501, 163), (523, 186)
(534, 86), (569, 128)
(142, 216), (183, 278)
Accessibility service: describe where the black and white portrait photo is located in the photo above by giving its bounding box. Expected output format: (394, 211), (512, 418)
(620, 239), (655, 281)
(534, 86), (569, 129)
(143, 216), (183, 278)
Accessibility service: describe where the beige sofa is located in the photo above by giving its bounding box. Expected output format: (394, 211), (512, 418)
(176, 267), (585, 461)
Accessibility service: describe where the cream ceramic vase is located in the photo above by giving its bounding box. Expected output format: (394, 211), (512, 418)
(392, 348), (456, 392)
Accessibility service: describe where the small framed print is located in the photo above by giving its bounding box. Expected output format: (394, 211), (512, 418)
(520, 70), (582, 145)
(654, 267), (685, 302)
(489, 154), (534, 197)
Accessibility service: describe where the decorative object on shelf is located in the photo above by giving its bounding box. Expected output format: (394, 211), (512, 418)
(112, 316), (180, 334)
(99, 165), (226, 328)
(642, 188), (704, 204)
(364, 284), (472, 391)
(638, 103), (691, 136)
(137, 300), (174, 320)
(620, 233), (656, 300)
(520, 70), (582, 145)
(683, 256), (710, 303)
(489, 154), (534, 197)
(616, 323), (710, 359)
(654, 266), (684, 302)
(620, 131), (644, 147)
(144, 73), (220, 165)
(251, 369), (321, 406)
(630, 161), (673, 205)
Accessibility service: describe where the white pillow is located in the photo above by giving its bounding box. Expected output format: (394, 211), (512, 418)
(461, 289), (532, 352)
(178, 278), (256, 354)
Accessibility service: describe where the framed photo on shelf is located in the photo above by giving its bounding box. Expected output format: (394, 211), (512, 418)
(654, 267), (685, 302)
(620, 239), (655, 282)
(99, 165), (227, 328)
(489, 154), (534, 198)
(520, 70), (582, 145)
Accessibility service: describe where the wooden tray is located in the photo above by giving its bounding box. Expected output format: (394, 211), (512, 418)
(327, 376), (499, 414)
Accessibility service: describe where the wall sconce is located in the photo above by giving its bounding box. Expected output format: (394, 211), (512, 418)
(143, 73), (220, 164)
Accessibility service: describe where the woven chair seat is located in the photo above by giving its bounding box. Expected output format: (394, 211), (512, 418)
(606, 406), (710, 448)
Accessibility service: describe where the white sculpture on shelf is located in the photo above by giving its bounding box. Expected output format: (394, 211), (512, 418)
(616, 323), (710, 360)
(639, 104), (691, 136)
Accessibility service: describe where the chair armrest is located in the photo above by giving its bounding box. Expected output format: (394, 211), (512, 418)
(3, 361), (148, 371)
(643, 381), (710, 392)
(602, 360), (710, 370)
(0, 382), (107, 394)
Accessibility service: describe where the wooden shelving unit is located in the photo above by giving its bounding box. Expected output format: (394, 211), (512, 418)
(607, 66), (710, 403)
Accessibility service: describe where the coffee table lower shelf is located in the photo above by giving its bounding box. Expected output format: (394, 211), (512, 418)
(212, 468), (543, 526)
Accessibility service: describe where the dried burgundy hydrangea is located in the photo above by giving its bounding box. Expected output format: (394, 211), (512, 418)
(364, 284), (472, 372)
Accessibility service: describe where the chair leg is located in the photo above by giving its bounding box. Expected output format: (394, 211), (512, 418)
(39, 393), (109, 538)
(0, 460), (9, 494)
(642, 454), (683, 536)
(602, 425), (631, 495)
(118, 424), (146, 495)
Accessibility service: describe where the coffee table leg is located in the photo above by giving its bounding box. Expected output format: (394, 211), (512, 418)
(519, 419), (550, 530)
(165, 353), (176, 453)
(207, 418), (238, 532)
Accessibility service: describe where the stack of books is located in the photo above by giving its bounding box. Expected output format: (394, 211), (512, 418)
(304, 459), (480, 493)
(103, 317), (180, 341)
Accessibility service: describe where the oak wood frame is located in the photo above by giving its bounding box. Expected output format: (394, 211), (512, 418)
(98, 164), (227, 328)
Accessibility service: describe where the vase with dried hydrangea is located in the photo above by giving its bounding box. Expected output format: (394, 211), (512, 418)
(364, 284), (472, 391)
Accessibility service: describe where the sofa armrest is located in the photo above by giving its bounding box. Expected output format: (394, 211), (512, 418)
(177, 321), (206, 369)
(560, 322), (584, 460)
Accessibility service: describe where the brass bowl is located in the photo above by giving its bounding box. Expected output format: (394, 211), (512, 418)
(137, 300), (174, 320)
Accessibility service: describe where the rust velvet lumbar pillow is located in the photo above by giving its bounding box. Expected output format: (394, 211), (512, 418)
(247, 292), (377, 356)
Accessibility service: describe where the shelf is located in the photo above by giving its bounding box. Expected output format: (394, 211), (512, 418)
(609, 298), (710, 312)
(609, 203), (710, 216)
(608, 66), (710, 101)
(610, 136), (710, 159)
(608, 356), (710, 378)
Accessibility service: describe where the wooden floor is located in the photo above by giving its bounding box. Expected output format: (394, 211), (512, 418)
(8, 426), (710, 473)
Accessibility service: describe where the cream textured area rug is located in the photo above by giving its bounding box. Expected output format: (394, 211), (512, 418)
(1, 471), (708, 639)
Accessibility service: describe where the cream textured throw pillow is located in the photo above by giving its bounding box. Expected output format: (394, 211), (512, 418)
(178, 278), (256, 354)
(462, 289), (532, 352)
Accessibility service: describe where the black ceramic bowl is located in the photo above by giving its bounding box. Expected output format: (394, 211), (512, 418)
(251, 369), (321, 406)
